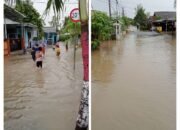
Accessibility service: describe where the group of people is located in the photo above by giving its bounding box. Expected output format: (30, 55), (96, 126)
(31, 41), (69, 68)
(31, 43), (46, 68)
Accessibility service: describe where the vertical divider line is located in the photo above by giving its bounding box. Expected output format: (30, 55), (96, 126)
(176, 2), (179, 130)
(88, 0), (92, 129)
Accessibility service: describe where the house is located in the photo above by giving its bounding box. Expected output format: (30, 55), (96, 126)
(43, 27), (58, 45)
(149, 11), (176, 32)
(4, 4), (37, 55)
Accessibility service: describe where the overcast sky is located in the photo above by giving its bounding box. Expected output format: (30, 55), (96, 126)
(92, 0), (176, 18)
(32, 0), (175, 26)
(32, 0), (78, 26)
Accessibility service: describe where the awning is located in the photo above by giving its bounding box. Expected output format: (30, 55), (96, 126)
(4, 4), (25, 22)
(4, 18), (20, 24)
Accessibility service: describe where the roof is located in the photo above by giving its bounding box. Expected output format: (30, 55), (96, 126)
(4, 18), (37, 28)
(43, 27), (57, 33)
(154, 11), (176, 20)
(24, 23), (37, 28)
(4, 4), (25, 22)
(4, 18), (20, 24)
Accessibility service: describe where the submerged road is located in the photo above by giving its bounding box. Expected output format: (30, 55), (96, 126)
(92, 29), (176, 130)
(4, 44), (83, 130)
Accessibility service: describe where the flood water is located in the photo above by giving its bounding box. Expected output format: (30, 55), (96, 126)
(92, 28), (176, 130)
(4, 45), (83, 130)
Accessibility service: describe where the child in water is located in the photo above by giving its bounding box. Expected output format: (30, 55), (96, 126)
(55, 44), (61, 56)
(36, 47), (44, 68)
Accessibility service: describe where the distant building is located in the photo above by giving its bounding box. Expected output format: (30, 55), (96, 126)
(154, 11), (176, 20)
(43, 27), (58, 45)
(148, 11), (176, 32)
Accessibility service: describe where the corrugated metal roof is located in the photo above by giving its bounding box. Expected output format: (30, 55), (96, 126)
(4, 4), (25, 22)
(4, 18), (37, 28)
(154, 11), (176, 20)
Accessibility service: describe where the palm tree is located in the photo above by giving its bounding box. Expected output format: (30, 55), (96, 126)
(45, 0), (89, 130)
(44, 0), (64, 31)
(44, 0), (63, 16)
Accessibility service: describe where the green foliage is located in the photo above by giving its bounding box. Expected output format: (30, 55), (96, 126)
(44, 0), (63, 17)
(59, 34), (70, 41)
(120, 16), (132, 31)
(91, 11), (113, 50)
(92, 39), (100, 50)
(44, 0), (64, 33)
(155, 16), (162, 20)
(134, 4), (148, 30)
(15, 0), (44, 38)
(60, 17), (81, 40)
(92, 11), (113, 41)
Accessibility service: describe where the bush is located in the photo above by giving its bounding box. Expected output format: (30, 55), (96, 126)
(92, 11), (113, 41)
(59, 34), (70, 41)
(92, 39), (100, 50)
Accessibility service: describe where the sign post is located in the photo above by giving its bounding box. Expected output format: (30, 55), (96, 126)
(70, 8), (80, 70)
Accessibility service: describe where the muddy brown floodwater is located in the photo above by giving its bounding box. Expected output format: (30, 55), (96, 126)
(4, 45), (83, 130)
(92, 28), (176, 130)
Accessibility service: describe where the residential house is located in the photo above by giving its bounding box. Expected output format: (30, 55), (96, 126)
(4, 4), (37, 55)
(149, 11), (176, 32)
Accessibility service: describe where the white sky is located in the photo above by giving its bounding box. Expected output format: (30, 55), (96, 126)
(32, 0), (78, 26)
(92, 0), (176, 18)
(32, 0), (176, 25)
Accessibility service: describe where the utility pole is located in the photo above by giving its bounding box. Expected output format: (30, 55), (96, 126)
(116, 0), (118, 18)
(108, 0), (112, 18)
(122, 7), (125, 17)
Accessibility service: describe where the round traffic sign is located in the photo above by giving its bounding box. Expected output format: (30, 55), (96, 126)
(70, 8), (80, 23)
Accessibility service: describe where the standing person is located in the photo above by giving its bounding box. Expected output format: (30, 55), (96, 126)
(32, 43), (39, 62)
(31, 47), (36, 61)
(55, 44), (61, 56)
(34, 43), (39, 53)
(66, 41), (68, 51)
(36, 47), (44, 68)
(40, 42), (46, 55)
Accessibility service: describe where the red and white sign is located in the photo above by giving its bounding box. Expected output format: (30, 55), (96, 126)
(70, 8), (80, 23)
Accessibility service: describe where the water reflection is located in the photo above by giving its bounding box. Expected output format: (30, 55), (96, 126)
(4, 46), (83, 130)
(92, 30), (176, 130)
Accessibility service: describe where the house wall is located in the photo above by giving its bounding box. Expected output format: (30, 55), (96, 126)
(44, 32), (57, 44)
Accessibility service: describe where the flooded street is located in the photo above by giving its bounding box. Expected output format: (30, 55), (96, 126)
(4, 45), (83, 130)
(92, 29), (176, 130)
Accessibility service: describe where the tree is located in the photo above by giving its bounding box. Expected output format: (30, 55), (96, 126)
(15, 0), (44, 38)
(61, 18), (81, 36)
(44, 0), (63, 31)
(44, 0), (63, 16)
(59, 17), (81, 42)
(92, 11), (113, 41)
(134, 4), (148, 30)
(120, 16), (132, 31)
(48, 16), (60, 29)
